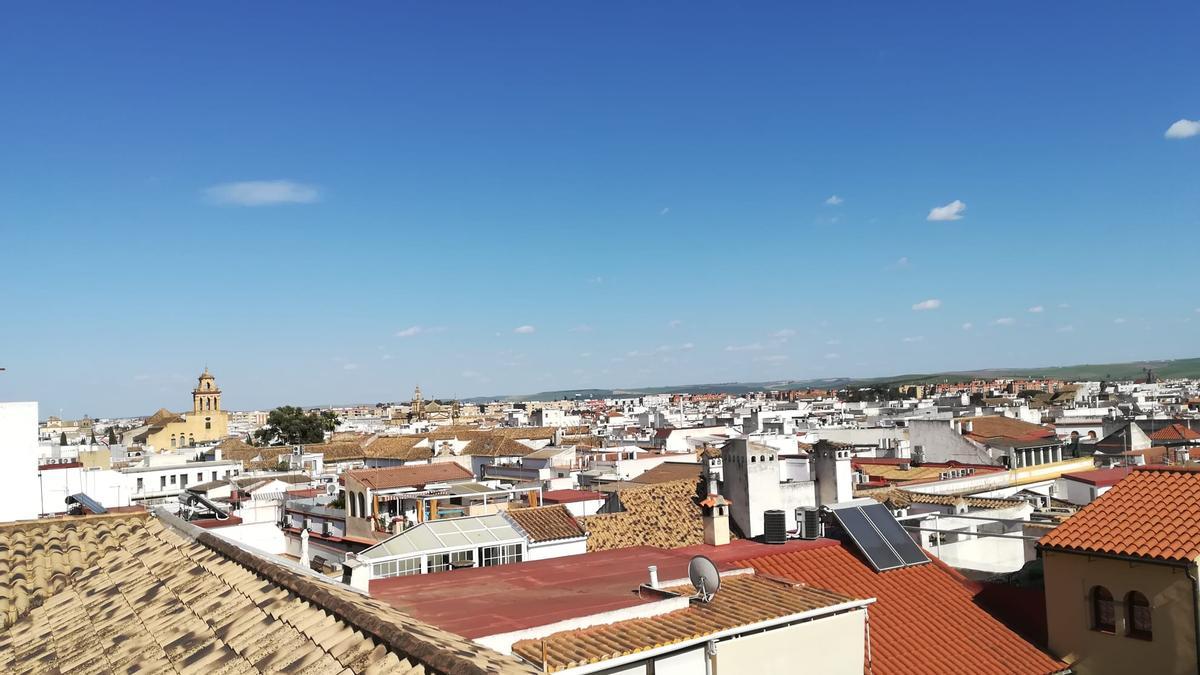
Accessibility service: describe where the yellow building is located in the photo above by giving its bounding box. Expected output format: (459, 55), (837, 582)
(132, 368), (229, 450)
(1040, 465), (1200, 675)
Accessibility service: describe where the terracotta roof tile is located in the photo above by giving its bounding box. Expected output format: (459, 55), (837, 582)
(510, 575), (861, 672)
(735, 541), (1065, 675)
(505, 505), (586, 543)
(578, 479), (709, 551)
(629, 461), (703, 485)
(0, 511), (538, 674)
(345, 463), (474, 490)
(1039, 465), (1200, 562)
(1148, 423), (1200, 442)
(961, 415), (1057, 443)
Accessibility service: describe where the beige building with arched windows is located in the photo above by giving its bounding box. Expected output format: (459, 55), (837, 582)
(129, 368), (230, 450)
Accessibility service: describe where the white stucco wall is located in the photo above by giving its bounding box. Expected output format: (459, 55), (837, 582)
(526, 538), (588, 561)
(1, 402), (41, 522)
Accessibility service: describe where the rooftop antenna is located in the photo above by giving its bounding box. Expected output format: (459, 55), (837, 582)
(688, 555), (721, 603)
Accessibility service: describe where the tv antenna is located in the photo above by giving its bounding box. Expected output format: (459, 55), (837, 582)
(688, 555), (721, 603)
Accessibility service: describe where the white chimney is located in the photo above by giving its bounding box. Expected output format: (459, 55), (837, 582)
(648, 565), (659, 589)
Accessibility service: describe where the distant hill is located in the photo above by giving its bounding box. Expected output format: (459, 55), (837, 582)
(461, 357), (1200, 403)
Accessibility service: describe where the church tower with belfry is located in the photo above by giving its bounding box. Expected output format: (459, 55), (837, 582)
(193, 367), (222, 413)
(412, 385), (424, 420)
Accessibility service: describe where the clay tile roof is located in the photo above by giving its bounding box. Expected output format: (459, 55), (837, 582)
(0, 511), (537, 674)
(860, 487), (1025, 511)
(1039, 465), (1200, 562)
(736, 542), (1066, 675)
(961, 416), (1057, 443)
(510, 575), (860, 672)
(1148, 423), (1200, 442)
(579, 478), (710, 551)
(346, 463), (474, 490)
(145, 407), (183, 426)
(505, 505), (586, 543)
(630, 461), (703, 485)
(365, 436), (433, 461)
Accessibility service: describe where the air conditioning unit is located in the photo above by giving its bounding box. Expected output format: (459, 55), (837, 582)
(322, 521), (334, 537)
(796, 507), (824, 540)
(304, 518), (313, 531)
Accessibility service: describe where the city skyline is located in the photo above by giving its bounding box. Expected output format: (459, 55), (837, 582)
(3, 3), (1199, 417)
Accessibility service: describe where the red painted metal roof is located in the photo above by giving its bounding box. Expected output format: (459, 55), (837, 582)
(369, 546), (744, 639)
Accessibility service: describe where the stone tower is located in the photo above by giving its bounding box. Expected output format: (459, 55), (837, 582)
(412, 385), (424, 420)
(720, 438), (782, 539)
(193, 367), (221, 414)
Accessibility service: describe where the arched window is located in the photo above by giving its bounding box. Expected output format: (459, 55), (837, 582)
(1091, 586), (1115, 633)
(1127, 591), (1152, 640)
(348, 492), (357, 517)
(358, 493), (366, 519)
(170, 435), (177, 448)
(750, 456), (757, 463)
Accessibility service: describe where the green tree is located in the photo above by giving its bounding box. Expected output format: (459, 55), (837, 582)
(107, 427), (118, 444)
(90, 431), (97, 445)
(254, 406), (326, 446)
(59, 431), (67, 446)
(318, 410), (340, 433)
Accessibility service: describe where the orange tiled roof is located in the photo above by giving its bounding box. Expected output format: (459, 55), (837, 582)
(345, 462), (474, 490)
(736, 542), (1065, 675)
(510, 575), (860, 672)
(1148, 423), (1200, 442)
(579, 479), (706, 551)
(630, 461), (703, 485)
(506, 504), (586, 543)
(962, 415), (1056, 443)
(1039, 465), (1200, 562)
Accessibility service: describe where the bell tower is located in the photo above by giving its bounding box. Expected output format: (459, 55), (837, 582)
(193, 367), (221, 414)
(412, 385), (424, 420)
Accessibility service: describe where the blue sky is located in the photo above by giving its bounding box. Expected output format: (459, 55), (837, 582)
(2, 3), (1198, 418)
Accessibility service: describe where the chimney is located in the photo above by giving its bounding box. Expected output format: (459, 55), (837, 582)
(648, 565), (660, 589)
(702, 495), (731, 546)
(341, 553), (370, 592)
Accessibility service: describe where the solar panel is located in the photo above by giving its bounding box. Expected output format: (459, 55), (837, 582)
(67, 493), (107, 515)
(860, 502), (929, 566)
(831, 506), (903, 572)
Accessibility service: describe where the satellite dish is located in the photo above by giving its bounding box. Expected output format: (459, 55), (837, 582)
(688, 555), (721, 603)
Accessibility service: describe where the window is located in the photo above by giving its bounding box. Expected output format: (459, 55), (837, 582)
(197, 472), (203, 482)
(1091, 586), (1115, 633)
(358, 493), (366, 518)
(205, 419), (211, 430)
(170, 475), (177, 485)
(371, 557), (421, 579)
(1127, 591), (1152, 640)
(349, 492), (357, 518)
(136, 477), (144, 492)
(428, 550), (474, 573)
(160, 476), (166, 489)
(180, 474), (188, 487)
(212, 472), (217, 481)
(480, 543), (523, 567)
(171, 436), (177, 448)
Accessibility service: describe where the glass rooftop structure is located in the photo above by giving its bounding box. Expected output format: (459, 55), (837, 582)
(360, 513), (523, 561)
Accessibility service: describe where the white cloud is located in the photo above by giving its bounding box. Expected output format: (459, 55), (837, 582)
(680, 342), (695, 351)
(578, 352), (591, 358)
(887, 256), (910, 271)
(660, 207), (671, 216)
(395, 325), (445, 338)
(993, 317), (1016, 325)
(912, 299), (942, 311)
(513, 325), (536, 334)
(343, 363), (359, 371)
(961, 322), (973, 331)
(668, 319), (683, 328)
(754, 354), (789, 363)
(1113, 318), (1126, 324)
(204, 180), (319, 206)
(381, 354), (393, 360)
(725, 343), (764, 352)
(825, 195), (844, 206)
(1028, 306), (1044, 313)
(824, 352), (840, 360)
(825, 338), (841, 346)
(927, 199), (966, 221)
(902, 336), (924, 343)
(1165, 119), (1200, 139)
(770, 329), (797, 339)
(569, 324), (593, 333)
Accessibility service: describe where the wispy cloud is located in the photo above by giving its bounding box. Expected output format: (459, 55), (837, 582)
(993, 317), (1016, 325)
(343, 363), (359, 371)
(1165, 119), (1200, 139)
(204, 180), (319, 206)
(513, 325), (536, 334)
(1028, 305), (1044, 313)
(962, 322), (973, 331)
(886, 256), (910, 271)
(825, 195), (844, 206)
(824, 352), (840, 359)
(578, 352), (591, 358)
(912, 299), (942, 311)
(825, 338), (841, 346)
(754, 354), (789, 363)
(1113, 318), (1127, 324)
(395, 325), (445, 338)
(725, 343), (764, 352)
(668, 319), (683, 328)
(902, 336), (924, 343)
(770, 329), (796, 339)
(927, 199), (966, 221)
(660, 207), (671, 216)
